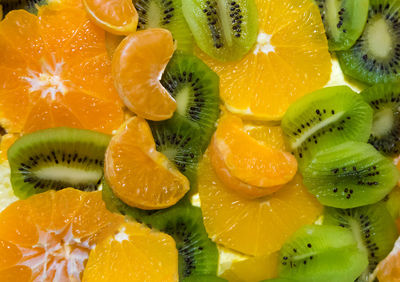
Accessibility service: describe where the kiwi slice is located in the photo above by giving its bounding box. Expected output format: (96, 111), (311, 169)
(8, 127), (110, 199)
(336, 0), (400, 85)
(134, 0), (193, 52)
(161, 52), (220, 150)
(314, 0), (369, 51)
(324, 202), (398, 281)
(281, 86), (373, 169)
(1, 0), (46, 17)
(277, 225), (368, 282)
(302, 141), (399, 208)
(182, 275), (227, 281)
(182, 0), (258, 62)
(360, 83), (400, 156)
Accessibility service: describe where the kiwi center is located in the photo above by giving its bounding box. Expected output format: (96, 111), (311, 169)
(371, 107), (394, 137)
(34, 166), (102, 184)
(366, 16), (393, 60)
(146, 1), (162, 27)
(325, 0), (341, 38)
(175, 86), (191, 117)
(217, 0), (233, 46)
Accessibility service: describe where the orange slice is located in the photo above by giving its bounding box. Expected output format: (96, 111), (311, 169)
(210, 115), (297, 198)
(197, 0), (331, 120)
(83, 0), (138, 35)
(374, 237), (400, 282)
(83, 222), (178, 281)
(0, 6), (124, 134)
(104, 116), (189, 209)
(0, 188), (123, 281)
(112, 28), (176, 121)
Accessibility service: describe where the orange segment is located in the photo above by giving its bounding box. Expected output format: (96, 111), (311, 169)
(0, 6), (124, 134)
(84, 0), (138, 35)
(83, 222), (178, 281)
(375, 237), (400, 282)
(197, 0), (331, 120)
(112, 28), (176, 121)
(0, 189), (123, 281)
(105, 117), (190, 209)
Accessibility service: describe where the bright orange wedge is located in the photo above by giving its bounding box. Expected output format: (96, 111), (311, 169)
(197, 0), (331, 120)
(84, 0), (138, 35)
(0, 188), (123, 281)
(83, 222), (178, 281)
(104, 116), (189, 210)
(375, 237), (400, 282)
(0, 6), (124, 134)
(112, 28), (176, 121)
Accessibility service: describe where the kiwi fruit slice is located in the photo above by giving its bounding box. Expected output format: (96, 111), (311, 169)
(314, 0), (369, 51)
(182, 275), (227, 281)
(8, 127), (110, 199)
(281, 86), (373, 169)
(161, 52), (220, 150)
(134, 0), (193, 52)
(324, 202), (398, 281)
(277, 225), (368, 282)
(182, 0), (258, 62)
(384, 186), (400, 219)
(302, 141), (399, 208)
(1, 0), (46, 17)
(336, 0), (400, 85)
(360, 83), (400, 156)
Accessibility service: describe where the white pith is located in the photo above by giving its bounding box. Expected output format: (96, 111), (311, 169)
(22, 58), (67, 101)
(114, 227), (129, 243)
(253, 32), (275, 55)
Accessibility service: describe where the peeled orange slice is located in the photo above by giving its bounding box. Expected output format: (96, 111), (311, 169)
(0, 188), (123, 281)
(197, 0), (331, 120)
(83, 0), (138, 35)
(374, 237), (400, 282)
(112, 28), (176, 121)
(104, 116), (189, 209)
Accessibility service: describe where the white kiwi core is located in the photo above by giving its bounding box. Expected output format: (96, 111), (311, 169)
(366, 17), (393, 60)
(371, 107), (394, 137)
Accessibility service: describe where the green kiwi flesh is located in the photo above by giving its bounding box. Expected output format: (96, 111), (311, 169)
(1, 0), (46, 17)
(134, 0), (193, 52)
(182, 275), (227, 281)
(277, 225), (368, 282)
(161, 52), (220, 150)
(384, 186), (400, 219)
(314, 0), (369, 51)
(302, 141), (399, 208)
(324, 202), (398, 281)
(360, 83), (400, 156)
(182, 0), (258, 62)
(281, 86), (373, 169)
(337, 0), (400, 85)
(8, 127), (110, 199)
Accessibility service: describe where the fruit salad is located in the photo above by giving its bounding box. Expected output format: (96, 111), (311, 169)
(0, 0), (400, 281)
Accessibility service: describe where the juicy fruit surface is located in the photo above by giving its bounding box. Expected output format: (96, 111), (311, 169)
(8, 127), (111, 199)
(112, 28), (176, 121)
(303, 141), (399, 208)
(375, 236), (400, 282)
(197, 0), (331, 120)
(182, 0), (258, 62)
(278, 225), (368, 282)
(83, 0), (138, 35)
(198, 151), (322, 256)
(83, 222), (179, 282)
(282, 86), (373, 169)
(0, 7), (124, 134)
(0, 188), (123, 281)
(104, 116), (190, 209)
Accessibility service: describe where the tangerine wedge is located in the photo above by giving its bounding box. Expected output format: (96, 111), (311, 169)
(83, 0), (138, 35)
(374, 237), (400, 282)
(197, 0), (331, 120)
(0, 188), (123, 281)
(104, 116), (190, 210)
(112, 28), (176, 121)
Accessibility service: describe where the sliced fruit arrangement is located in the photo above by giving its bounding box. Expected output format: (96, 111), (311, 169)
(112, 28), (176, 121)
(197, 0), (332, 120)
(314, 0), (369, 51)
(0, 0), (46, 17)
(134, 0), (194, 52)
(182, 0), (258, 62)
(337, 0), (400, 84)
(0, 6), (124, 134)
(374, 236), (400, 282)
(104, 116), (190, 209)
(82, 221), (179, 282)
(8, 127), (110, 199)
(324, 202), (398, 281)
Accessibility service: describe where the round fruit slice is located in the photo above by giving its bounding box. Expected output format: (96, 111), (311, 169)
(104, 116), (190, 209)
(83, 222), (178, 282)
(0, 188), (123, 281)
(0, 6), (124, 134)
(112, 28), (176, 121)
(197, 0), (331, 120)
(84, 0), (138, 35)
